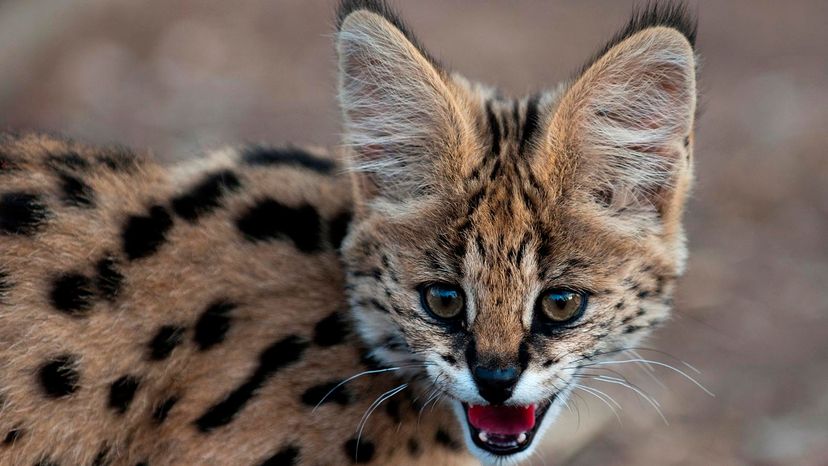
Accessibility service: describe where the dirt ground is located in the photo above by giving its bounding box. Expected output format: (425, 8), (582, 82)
(1, 1), (826, 464)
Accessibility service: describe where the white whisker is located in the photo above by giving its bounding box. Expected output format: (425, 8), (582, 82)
(569, 383), (622, 424)
(586, 375), (668, 425)
(574, 359), (714, 397)
(355, 383), (408, 461)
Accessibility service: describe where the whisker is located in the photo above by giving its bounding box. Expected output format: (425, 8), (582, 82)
(563, 346), (700, 373)
(627, 349), (668, 390)
(418, 374), (446, 425)
(582, 374), (668, 425)
(572, 359), (714, 397)
(313, 367), (400, 411)
(569, 383), (622, 424)
(551, 380), (581, 430)
(355, 383), (408, 461)
(312, 364), (430, 412)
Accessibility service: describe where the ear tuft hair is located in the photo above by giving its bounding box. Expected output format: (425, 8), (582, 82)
(336, 0), (439, 67)
(336, 0), (469, 203)
(546, 8), (698, 225)
(581, 2), (697, 75)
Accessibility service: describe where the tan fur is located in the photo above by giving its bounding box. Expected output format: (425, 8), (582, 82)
(0, 134), (472, 465)
(0, 3), (697, 465)
(338, 6), (696, 465)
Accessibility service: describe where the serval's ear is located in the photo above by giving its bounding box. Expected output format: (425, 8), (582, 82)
(336, 0), (473, 205)
(546, 4), (698, 229)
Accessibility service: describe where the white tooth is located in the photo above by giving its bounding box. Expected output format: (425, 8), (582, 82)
(517, 433), (527, 444)
(478, 432), (488, 442)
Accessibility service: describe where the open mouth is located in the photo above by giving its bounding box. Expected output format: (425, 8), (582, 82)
(462, 397), (553, 456)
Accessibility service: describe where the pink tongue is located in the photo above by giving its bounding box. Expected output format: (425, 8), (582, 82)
(467, 404), (536, 435)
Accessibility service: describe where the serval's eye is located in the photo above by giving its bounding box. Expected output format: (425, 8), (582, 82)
(420, 283), (465, 320)
(537, 289), (587, 324)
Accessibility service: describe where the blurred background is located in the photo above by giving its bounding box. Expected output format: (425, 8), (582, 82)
(1, 1), (826, 464)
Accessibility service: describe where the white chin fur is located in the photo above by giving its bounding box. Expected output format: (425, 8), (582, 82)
(449, 388), (571, 466)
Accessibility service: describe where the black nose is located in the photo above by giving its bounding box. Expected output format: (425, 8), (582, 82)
(473, 365), (520, 405)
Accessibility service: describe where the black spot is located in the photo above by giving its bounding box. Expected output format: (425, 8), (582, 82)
(592, 188), (614, 208)
(148, 325), (185, 361)
(134, 462), (147, 466)
(359, 351), (386, 371)
(194, 300), (236, 350)
(0, 192), (49, 235)
(615, 300), (625, 310)
(39, 355), (80, 398)
(624, 325), (645, 334)
(489, 158), (502, 181)
(344, 438), (375, 464)
(258, 445), (300, 466)
(385, 398), (401, 424)
(386, 267), (399, 284)
(485, 100), (501, 156)
(518, 94), (541, 155)
(195, 335), (307, 432)
(152, 396), (179, 424)
(441, 354), (457, 365)
(407, 438), (420, 457)
(518, 339), (531, 371)
(95, 256), (124, 302)
(648, 317), (666, 327)
(655, 275), (666, 294)
(381, 335), (407, 352)
(236, 199), (322, 253)
(92, 445), (111, 466)
(122, 205), (173, 260)
(435, 429), (461, 450)
(300, 381), (350, 407)
(58, 173), (95, 207)
(34, 458), (59, 466)
(637, 290), (651, 299)
(313, 311), (348, 347)
(46, 152), (89, 171)
(49, 273), (94, 316)
(108, 375), (140, 414)
(0, 154), (19, 171)
(242, 146), (335, 174)
(369, 299), (389, 314)
(328, 211), (352, 249)
(3, 428), (22, 445)
(171, 170), (241, 222)
(0, 269), (11, 303)
(96, 151), (138, 172)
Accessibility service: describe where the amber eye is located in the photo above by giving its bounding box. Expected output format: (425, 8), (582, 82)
(537, 289), (587, 324)
(420, 283), (465, 320)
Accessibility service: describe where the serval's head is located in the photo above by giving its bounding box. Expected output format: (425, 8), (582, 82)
(337, 1), (697, 462)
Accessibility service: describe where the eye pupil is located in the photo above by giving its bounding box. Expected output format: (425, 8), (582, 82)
(551, 293), (570, 309)
(421, 284), (465, 320)
(538, 289), (586, 324)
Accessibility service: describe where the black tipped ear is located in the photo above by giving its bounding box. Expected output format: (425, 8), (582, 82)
(549, 16), (697, 223)
(580, 2), (697, 75)
(336, 2), (470, 203)
(336, 0), (439, 66)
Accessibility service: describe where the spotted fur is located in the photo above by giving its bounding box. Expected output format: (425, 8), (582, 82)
(0, 1), (698, 465)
